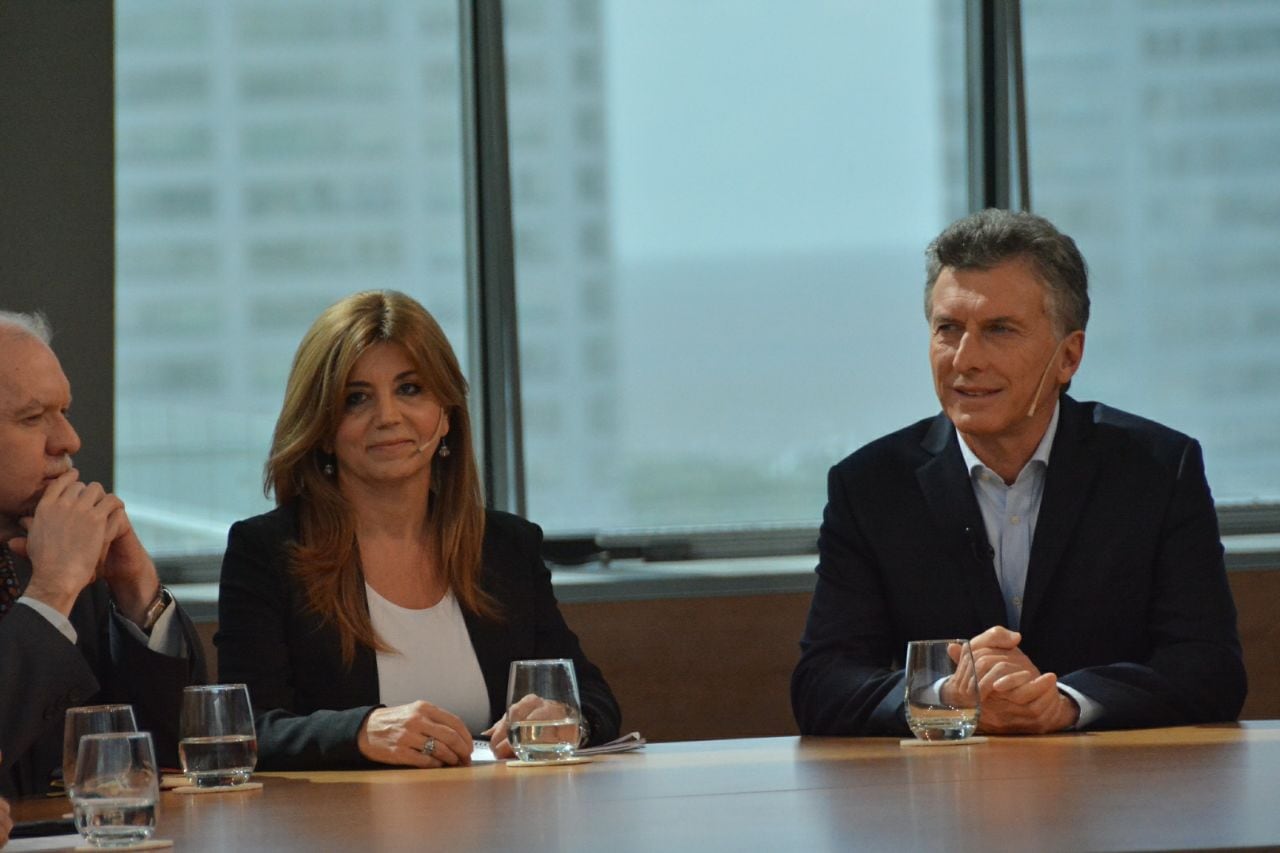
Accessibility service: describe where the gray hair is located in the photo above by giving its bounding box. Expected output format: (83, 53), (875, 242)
(0, 309), (53, 344)
(924, 209), (1090, 336)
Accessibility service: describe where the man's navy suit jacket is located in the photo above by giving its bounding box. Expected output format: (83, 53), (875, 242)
(792, 395), (1246, 735)
(0, 561), (206, 797)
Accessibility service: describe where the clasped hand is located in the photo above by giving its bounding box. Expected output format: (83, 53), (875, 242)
(953, 626), (1079, 735)
(8, 470), (159, 622)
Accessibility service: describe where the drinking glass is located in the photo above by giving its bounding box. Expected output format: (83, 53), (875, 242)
(904, 639), (981, 741)
(505, 659), (583, 762)
(179, 684), (258, 787)
(63, 704), (138, 789)
(70, 731), (159, 847)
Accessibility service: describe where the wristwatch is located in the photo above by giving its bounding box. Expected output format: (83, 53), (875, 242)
(138, 586), (172, 633)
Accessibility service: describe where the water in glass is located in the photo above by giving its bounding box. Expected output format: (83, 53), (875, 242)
(508, 718), (579, 760)
(178, 734), (258, 787)
(74, 797), (157, 847)
(905, 704), (979, 741)
(179, 684), (258, 786)
(70, 731), (159, 848)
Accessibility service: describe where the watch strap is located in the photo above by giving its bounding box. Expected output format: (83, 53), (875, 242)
(138, 586), (171, 633)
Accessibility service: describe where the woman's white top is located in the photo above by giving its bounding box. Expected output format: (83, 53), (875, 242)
(365, 584), (492, 734)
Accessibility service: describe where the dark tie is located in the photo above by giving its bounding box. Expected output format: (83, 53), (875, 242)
(0, 543), (22, 620)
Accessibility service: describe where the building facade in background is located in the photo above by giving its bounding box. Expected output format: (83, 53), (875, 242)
(115, 0), (617, 551)
(114, 0), (1278, 556)
(1022, 0), (1280, 500)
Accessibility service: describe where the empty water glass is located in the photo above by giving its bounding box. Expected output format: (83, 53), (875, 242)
(179, 684), (258, 787)
(70, 731), (159, 847)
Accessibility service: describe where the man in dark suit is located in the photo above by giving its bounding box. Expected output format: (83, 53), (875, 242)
(791, 210), (1246, 736)
(0, 311), (205, 796)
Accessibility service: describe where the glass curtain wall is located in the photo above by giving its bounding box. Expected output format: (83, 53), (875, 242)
(114, 0), (470, 555)
(504, 0), (968, 534)
(119, 1), (1267, 557)
(1022, 0), (1280, 503)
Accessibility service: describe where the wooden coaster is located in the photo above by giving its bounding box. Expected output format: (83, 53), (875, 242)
(899, 736), (989, 748)
(506, 756), (593, 768)
(171, 781), (264, 794)
(75, 840), (172, 851)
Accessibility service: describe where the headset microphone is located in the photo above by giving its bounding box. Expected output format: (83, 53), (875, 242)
(1026, 336), (1068, 419)
(415, 412), (448, 455)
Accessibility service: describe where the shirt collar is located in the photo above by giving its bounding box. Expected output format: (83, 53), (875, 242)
(957, 399), (1061, 480)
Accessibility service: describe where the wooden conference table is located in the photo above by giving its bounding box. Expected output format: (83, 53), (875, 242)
(14, 723), (1280, 852)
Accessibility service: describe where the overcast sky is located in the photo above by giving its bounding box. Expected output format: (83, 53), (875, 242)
(604, 0), (945, 261)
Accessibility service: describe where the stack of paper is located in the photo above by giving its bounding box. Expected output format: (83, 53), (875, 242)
(470, 731), (645, 764)
(576, 731), (645, 755)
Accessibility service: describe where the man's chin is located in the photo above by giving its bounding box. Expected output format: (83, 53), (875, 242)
(945, 408), (1012, 436)
(0, 514), (24, 542)
(5, 489), (44, 522)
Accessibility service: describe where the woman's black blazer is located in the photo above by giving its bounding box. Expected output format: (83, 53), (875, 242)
(215, 505), (620, 770)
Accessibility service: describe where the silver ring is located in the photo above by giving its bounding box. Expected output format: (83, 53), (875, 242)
(421, 736), (436, 756)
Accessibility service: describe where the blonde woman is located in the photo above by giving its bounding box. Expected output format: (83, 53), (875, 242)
(215, 291), (619, 769)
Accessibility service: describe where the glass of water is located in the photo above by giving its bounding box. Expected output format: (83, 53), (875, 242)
(505, 659), (583, 762)
(63, 704), (138, 790)
(904, 639), (981, 741)
(70, 731), (159, 847)
(179, 684), (258, 787)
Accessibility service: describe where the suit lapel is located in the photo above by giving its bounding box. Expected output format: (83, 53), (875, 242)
(915, 413), (1007, 628)
(1019, 397), (1099, 632)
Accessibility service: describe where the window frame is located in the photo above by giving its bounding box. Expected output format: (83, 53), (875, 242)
(3, 0), (1274, 592)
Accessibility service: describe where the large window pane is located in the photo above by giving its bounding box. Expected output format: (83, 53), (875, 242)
(1023, 0), (1280, 503)
(505, 0), (967, 533)
(115, 0), (470, 555)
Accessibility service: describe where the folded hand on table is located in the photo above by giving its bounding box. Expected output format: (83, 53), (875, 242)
(965, 625), (1080, 735)
(357, 700), (473, 768)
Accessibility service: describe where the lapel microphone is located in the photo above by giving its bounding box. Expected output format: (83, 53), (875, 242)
(965, 526), (995, 563)
(1026, 336), (1068, 419)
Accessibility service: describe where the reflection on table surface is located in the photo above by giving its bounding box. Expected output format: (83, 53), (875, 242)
(14, 722), (1280, 852)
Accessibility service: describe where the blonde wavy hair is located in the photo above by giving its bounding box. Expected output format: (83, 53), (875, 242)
(266, 290), (494, 664)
